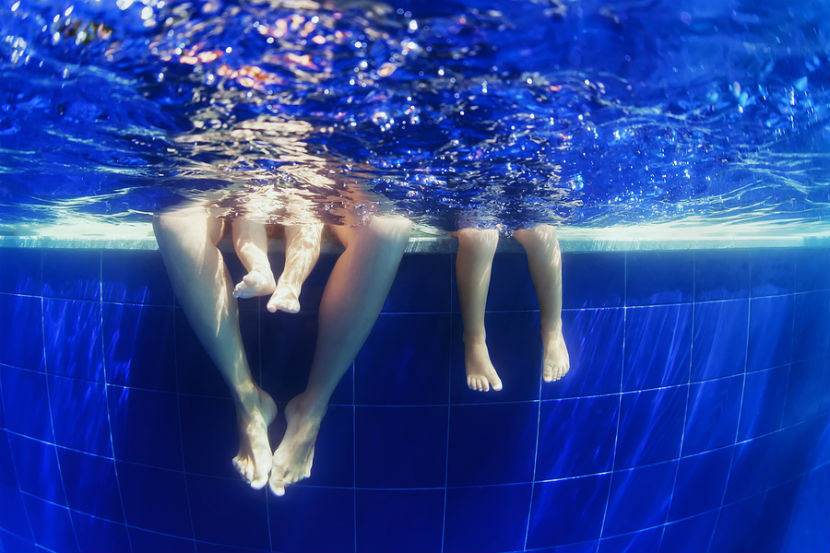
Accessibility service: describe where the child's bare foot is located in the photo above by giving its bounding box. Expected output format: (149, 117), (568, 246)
(542, 328), (570, 382)
(464, 340), (503, 392)
(269, 393), (324, 496)
(266, 283), (301, 313)
(233, 269), (276, 299)
(232, 387), (277, 489)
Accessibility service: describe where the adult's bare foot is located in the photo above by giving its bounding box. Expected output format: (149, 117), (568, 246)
(232, 388), (277, 489)
(269, 393), (325, 496)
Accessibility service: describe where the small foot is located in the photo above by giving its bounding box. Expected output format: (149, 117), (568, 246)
(266, 285), (301, 314)
(269, 393), (323, 496)
(233, 269), (276, 299)
(542, 328), (570, 382)
(464, 340), (503, 392)
(232, 388), (277, 489)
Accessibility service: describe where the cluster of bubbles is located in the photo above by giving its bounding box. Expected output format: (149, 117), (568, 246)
(0, 0), (828, 230)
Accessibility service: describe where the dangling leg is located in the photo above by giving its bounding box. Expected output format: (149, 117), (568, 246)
(454, 228), (502, 392)
(231, 217), (277, 299)
(267, 223), (324, 313)
(153, 205), (276, 488)
(514, 225), (569, 382)
(269, 215), (411, 495)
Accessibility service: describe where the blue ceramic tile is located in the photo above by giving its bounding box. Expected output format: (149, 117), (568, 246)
(0, 482), (32, 540)
(43, 299), (104, 382)
(794, 248), (830, 292)
(752, 478), (801, 553)
(783, 357), (830, 426)
(103, 303), (177, 392)
(781, 465), (830, 553)
(710, 492), (765, 553)
(526, 475), (610, 548)
(750, 249), (795, 297)
(694, 250), (750, 301)
(0, 430), (16, 488)
(179, 395), (238, 479)
(450, 312), (542, 404)
(21, 495), (78, 553)
(725, 433), (787, 502)
(356, 405), (446, 488)
(175, 310), (231, 398)
(129, 527), (195, 553)
(691, 299), (748, 381)
(102, 250), (174, 305)
(544, 308), (624, 399)
(187, 474), (268, 551)
(302, 404), (353, 487)
(42, 250), (101, 301)
(562, 253), (625, 309)
(49, 375), (112, 456)
(536, 396), (618, 480)
(259, 312), (319, 404)
(356, 314), (450, 405)
(793, 291), (830, 362)
(531, 543), (598, 553)
(444, 484), (532, 553)
(682, 376), (742, 455)
(356, 489), (443, 553)
(623, 304), (691, 391)
(747, 295), (793, 372)
(486, 252), (539, 311)
(8, 434), (65, 505)
(269, 486), (354, 553)
(738, 365), (788, 440)
(0, 248), (41, 296)
(598, 527), (661, 553)
(118, 461), (193, 538)
(603, 461), (676, 536)
(669, 448), (731, 520)
(0, 528), (36, 553)
(108, 386), (183, 469)
(71, 511), (131, 553)
(615, 387), (685, 469)
(626, 251), (693, 307)
(58, 449), (122, 522)
(447, 402), (537, 486)
(659, 511), (717, 553)
(0, 365), (53, 441)
(383, 253), (451, 313)
(0, 294), (44, 372)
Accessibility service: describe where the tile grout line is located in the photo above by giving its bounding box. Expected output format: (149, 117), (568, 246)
(440, 253), (452, 553)
(97, 252), (135, 552)
(41, 281), (82, 553)
(595, 251), (628, 551)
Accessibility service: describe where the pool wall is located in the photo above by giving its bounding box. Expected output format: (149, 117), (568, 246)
(0, 244), (828, 553)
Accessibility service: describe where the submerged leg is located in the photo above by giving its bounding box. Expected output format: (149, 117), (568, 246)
(514, 225), (569, 382)
(153, 206), (276, 488)
(231, 217), (277, 299)
(269, 215), (411, 495)
(267, 223), (324, 313)
(455, 227), (502, 392)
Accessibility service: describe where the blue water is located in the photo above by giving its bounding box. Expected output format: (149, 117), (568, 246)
(1, 0), (829, 230)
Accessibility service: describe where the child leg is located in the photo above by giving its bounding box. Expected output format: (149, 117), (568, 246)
(267, 223), (324, 313)
(231, 217), (277, 299)
(513, 225), (569, 382)
(455, 228), (502, 392)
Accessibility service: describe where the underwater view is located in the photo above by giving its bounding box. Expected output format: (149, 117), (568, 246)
(0, 0), (829, 552)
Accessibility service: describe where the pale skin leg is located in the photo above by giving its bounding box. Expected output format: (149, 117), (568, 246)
(454, 227), (503, 392)
(231, 217), (277, 299)
(153, 206), (276, 489)
(513, 225), (570, 382)
(269, 215), (411, 496)
(267, 223), (324, 313)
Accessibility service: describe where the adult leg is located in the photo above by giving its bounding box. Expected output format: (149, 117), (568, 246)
(267, 223), (324, 313)
(513, 225), (569, 382)
(231, 217), (277, 299)
(269, 215), (411, 495)
(153, 205), (276, 488)
(455, 228), (502, 392)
